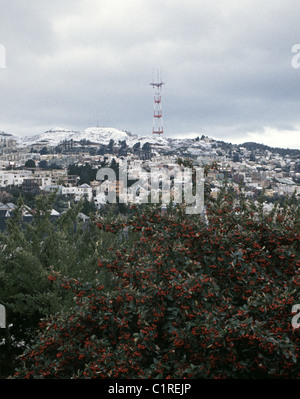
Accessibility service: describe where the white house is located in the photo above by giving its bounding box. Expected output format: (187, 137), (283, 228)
(94, 192), (107, 208)
(61, 183), (93, 202)
(0, 170), (32, 187)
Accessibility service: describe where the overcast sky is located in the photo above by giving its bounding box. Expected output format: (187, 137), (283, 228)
(1, 0), (300, 149)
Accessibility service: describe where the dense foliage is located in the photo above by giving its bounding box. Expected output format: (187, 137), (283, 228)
(0, 193), (119, 376)
(13, 191), (300, 379)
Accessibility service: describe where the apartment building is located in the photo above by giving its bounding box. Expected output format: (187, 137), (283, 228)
(61, 183), (93, 202)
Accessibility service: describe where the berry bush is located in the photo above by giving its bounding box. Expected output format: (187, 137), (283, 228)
(15, 194), (300, 378)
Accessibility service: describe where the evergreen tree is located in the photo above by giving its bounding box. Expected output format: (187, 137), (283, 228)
(24, 159), (35, 168)
(0, 192), (115, 376)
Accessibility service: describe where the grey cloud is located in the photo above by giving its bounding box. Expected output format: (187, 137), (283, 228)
(0, 0), (300, 148)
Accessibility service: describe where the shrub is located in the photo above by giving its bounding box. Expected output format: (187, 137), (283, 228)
(15, 194), (300, 378)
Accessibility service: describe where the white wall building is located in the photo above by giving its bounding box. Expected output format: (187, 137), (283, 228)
(0, 170), (32, 187)
(61, 183), (93, 202)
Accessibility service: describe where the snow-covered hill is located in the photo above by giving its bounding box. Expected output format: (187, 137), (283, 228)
(2, 125), (215, 158)
(17, 126), (170, 149)
(0, 131), (21, 143)
(20, 127), (80, 148)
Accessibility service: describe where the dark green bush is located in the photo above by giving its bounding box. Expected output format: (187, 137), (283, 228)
(14, 194), (300, 378)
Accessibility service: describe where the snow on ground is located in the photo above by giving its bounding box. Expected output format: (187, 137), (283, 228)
(3, 125), (213, 154)
(16, 126), (171, 148)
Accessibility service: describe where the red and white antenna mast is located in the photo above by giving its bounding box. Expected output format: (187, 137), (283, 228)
(150, 70), (165, 135)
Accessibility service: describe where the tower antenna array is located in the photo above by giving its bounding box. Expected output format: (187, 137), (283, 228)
(150, 71), (165, 135)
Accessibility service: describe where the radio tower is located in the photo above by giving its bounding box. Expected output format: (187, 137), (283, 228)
(150, 71), (165, 135)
